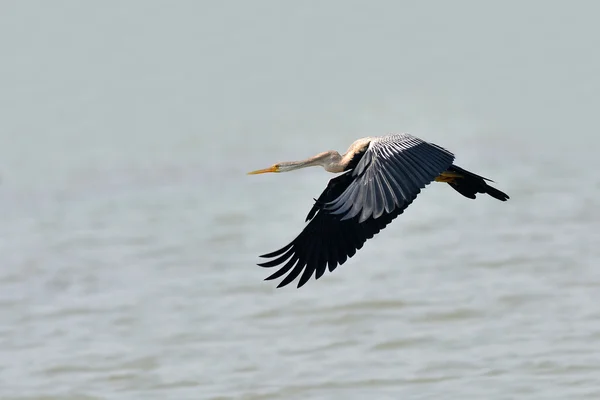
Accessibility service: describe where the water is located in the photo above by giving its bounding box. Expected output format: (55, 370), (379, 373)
(1, 1), (600, 399)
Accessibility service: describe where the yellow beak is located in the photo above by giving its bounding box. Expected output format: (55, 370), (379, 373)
(247, 165), (279, 175)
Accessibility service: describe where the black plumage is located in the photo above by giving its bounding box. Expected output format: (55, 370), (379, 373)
(323, 135), (455, 222)
(258, 170), (415, 288)
(445, 165), (510, 201)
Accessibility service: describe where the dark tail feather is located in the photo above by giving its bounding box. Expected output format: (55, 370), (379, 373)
(482, 185), (510, 201)
(447, 165), (509, 201)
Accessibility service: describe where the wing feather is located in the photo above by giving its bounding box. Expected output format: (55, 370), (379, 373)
(371, 174), (386, 219)
(324, 134), (454, 222)
(264, 254), (298, 281)
(277, 259), (305, 288)
(259, 243), (293, 259)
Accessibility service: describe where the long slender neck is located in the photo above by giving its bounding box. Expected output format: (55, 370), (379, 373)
(279, 151), (344, 173)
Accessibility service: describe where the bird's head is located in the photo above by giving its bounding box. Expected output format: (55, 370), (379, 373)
(248, 151), (340, 175)
(248, 158), (324, 175)
(247, 163), (281, 174)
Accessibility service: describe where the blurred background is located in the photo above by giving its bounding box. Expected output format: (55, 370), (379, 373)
(1, 1), (599, 399)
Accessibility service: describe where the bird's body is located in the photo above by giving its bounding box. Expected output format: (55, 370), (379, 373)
(248, 133), (509, 288)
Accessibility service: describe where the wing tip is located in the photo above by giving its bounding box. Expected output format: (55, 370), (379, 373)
(259, 243), (293, 259)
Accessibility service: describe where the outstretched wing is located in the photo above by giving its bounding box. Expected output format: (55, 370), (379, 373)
(258, 171), (415, 288)
(324, 134), (455, 222)
(258, 133), (455, 288)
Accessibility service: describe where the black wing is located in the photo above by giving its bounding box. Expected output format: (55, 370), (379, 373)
(258, 134), (455, 288)
(258, 171), (415, 288)
(324, 134), (455, 222)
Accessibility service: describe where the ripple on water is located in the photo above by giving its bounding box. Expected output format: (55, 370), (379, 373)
(410, 307), (485, 323)
(2, 396), (104, 400)
(371, 335), (435, 351)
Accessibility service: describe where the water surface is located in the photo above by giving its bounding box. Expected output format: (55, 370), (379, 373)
(1, 1), (599, 399)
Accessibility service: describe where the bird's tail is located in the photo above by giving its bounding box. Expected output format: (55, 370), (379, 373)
(436, 164), (509, 201)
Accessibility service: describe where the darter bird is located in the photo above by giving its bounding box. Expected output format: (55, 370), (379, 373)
(248, 133), (509, 288)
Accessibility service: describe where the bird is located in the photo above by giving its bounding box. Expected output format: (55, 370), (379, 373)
(247, 133), (509, 289)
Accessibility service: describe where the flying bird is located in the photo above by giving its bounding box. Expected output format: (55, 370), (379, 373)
(248, 133), (509, 288)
